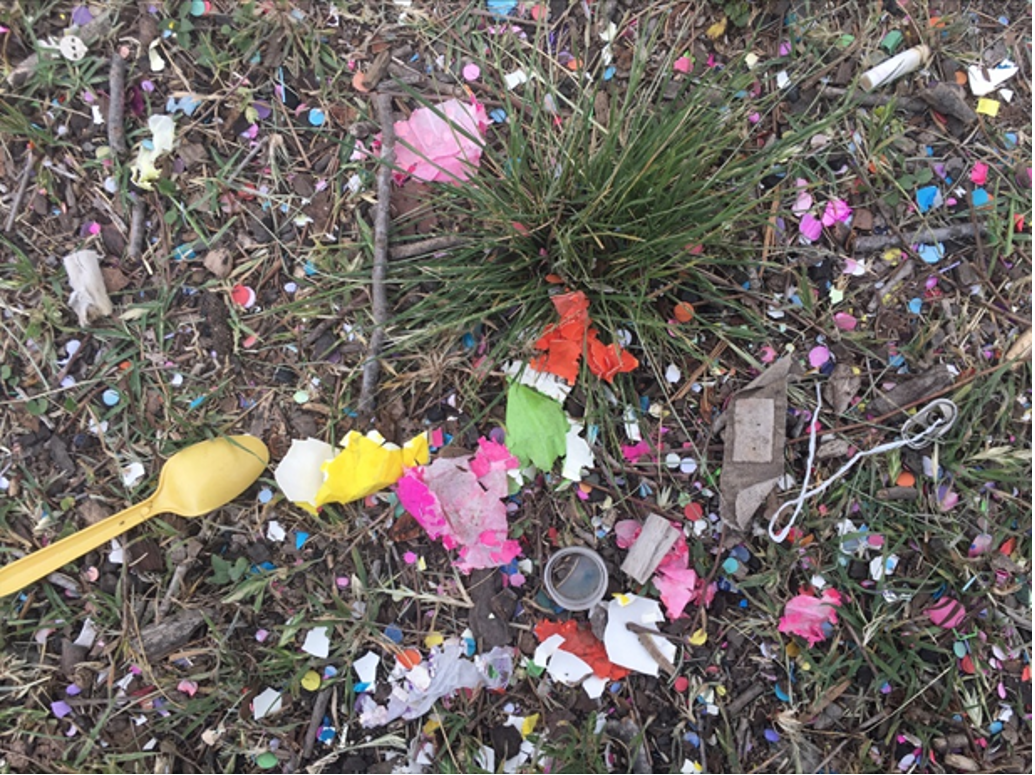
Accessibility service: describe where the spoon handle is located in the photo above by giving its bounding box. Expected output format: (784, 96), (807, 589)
(0, 499), (160, 598)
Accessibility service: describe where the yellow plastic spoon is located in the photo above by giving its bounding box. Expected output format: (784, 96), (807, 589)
(0, 435), (269, 598)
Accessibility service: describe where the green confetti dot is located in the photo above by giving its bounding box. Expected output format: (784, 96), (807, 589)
(255, 752), (278, 769)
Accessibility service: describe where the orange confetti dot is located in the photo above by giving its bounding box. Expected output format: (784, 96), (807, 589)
(544, 273), (566, 284)
(954, 70), (967, 86)
(119, 360), (132, 370)
(352, 71), (371, 92)
(999, 537), (1017, 556)
(397, 649), (422, 670)
(896, 471), (915, 487)
(683, 502), (703, 521)
(673, 301), (695, 323)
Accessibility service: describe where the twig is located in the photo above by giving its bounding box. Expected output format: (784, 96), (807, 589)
(818, 85), (926, 112)
(358, 94), (395, 416)
(389, 235), (467, 259)
(107, 52), (128, 155)
(302, 687), (333, 760)
(3, 151), (34, 233)
(127, 197), (146, 259)
(853, 222), (987, 253)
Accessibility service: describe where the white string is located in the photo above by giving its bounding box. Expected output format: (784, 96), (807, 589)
(768, 384), (957, 543)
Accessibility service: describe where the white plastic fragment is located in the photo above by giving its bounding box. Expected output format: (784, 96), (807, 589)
(503, 69), (528, 90)
(120, 461), (146, 487)
(73, 618), (97, 648)
(108, 539), (125, 565)
(603, 594), (676, 676)
(352, 651), (380, 685)
(967, 59), (1018, 96)
(147, 40), (166, 72)
(265, 520), (286, 542)
(64, 250), (113, 326)
(273, 438), (335, 511)
(561, 421), (594, 481)
(252, 687), (283, 720)
(301, 626), (331, 658)
(129, 114), (176, 190)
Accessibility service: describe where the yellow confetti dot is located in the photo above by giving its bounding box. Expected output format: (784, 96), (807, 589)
(716, 685), (727, 697)
(882, 248), (900, 262)
(706, 16), (728, 40)
(801, 661), (812, 671)
(689, 628), (708, 646)
(424, 632), (444, 648)
(614, 593), (632, 606)
(301, 670), (321, 691)
(786, 641), (801, 657)
(422, 719), (441, 736)
(417, 556), (427, 571)
(976, 98), (1000, 117)
(521, 713), (539, 738)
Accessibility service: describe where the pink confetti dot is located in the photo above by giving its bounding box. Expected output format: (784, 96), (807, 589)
(462, 63), (481, 81)
(833, 312), (857, 331)
(403, 551), (418, 564)
(808, 346), (830, 368)
(674, 56), (692, 73)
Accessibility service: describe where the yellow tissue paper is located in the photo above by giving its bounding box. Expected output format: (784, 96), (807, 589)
(315, 430), (429, 506)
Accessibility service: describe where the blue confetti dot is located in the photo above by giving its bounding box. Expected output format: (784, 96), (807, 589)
(461, 332), (477, 349)
(488, 108), (508, 123)
(907, 297), (923, 315)
(916, 185), (942, 213)
(917, 243), (944, 264)
(603, 66), (616, 81)
(739, 598), (748, 608)
(989, 720), (1004, 734)
(308, 108), (326, 127)
(384, 624), (403, 644)
(610, 682), (623, 694)
(318, 726), (336, 742)
(684, 731), (700, 747)
(102, 388), (120, 406)
(258, 487), (273, 504)
(722, 558), (739, 574)
(764, 728), (781, 743)
(295, 531), (310, 550)
(970, 188), (990, 208)
(189, 395), (206, 409)
(774, 683), (791, 702)
(1004, 133), (1018, 149)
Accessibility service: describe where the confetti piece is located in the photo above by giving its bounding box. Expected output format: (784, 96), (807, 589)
(833, 312), (857, 331)
(231, 284), (256, 308)
(674, 56), (692, 73)
(926, 597), (966, 628)
(462, 63), (481, 81)
(688, 628), (708, 646)
(975, 98), (1000, 116)
(808, 346), (831, 368)
(970, 162), (989, 185)
(301, 670), (321, 691)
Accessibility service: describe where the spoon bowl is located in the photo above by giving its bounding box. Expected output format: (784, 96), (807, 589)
(0, 435), (269, 597)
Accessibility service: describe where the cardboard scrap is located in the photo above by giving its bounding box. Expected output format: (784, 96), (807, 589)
(620, 513), (680, 584)
(719, 356), (799, 532)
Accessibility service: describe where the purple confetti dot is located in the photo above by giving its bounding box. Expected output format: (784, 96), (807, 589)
(764, 728), (780, 743)
(52, 700), (73, 718)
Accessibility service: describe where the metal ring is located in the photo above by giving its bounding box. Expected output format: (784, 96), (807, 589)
(902, 399), (958, 449)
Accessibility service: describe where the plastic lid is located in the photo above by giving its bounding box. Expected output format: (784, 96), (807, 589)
(543, 547), (608, 611)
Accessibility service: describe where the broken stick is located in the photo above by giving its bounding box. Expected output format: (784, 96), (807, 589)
(854, 223), (987, 254)
(107, 51), (128, 155)
(357, 94), (395, 416)
(3, 150), (34, 233)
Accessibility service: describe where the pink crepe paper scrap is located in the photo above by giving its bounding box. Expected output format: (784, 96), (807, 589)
(759, 344), (777, 363)
(799, 213), (823, 241)
(821, 198), (852, 227)
(396, 438), (521, 571)
(969, 162), (989, 186)
(674, 56), (692, 73)
(926, 597), (966, 629)
(792, 179), (812, 214)
(833, 312), (857, 331)
(177, 680), (199, 697)
(389, 98), (488, 184)
(621, 439), (653, 463)
(842, 258), (866, 276)
(653, 565), (717, 620)
(778, 589), (842, 646)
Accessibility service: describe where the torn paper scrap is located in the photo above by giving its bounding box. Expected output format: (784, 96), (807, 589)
(603, 595), (676, 677)
(352, 651), (380, 687)
(719, 356), (799, 532)
(129, 114), (176, 190)
(64, 250), (113, 326)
